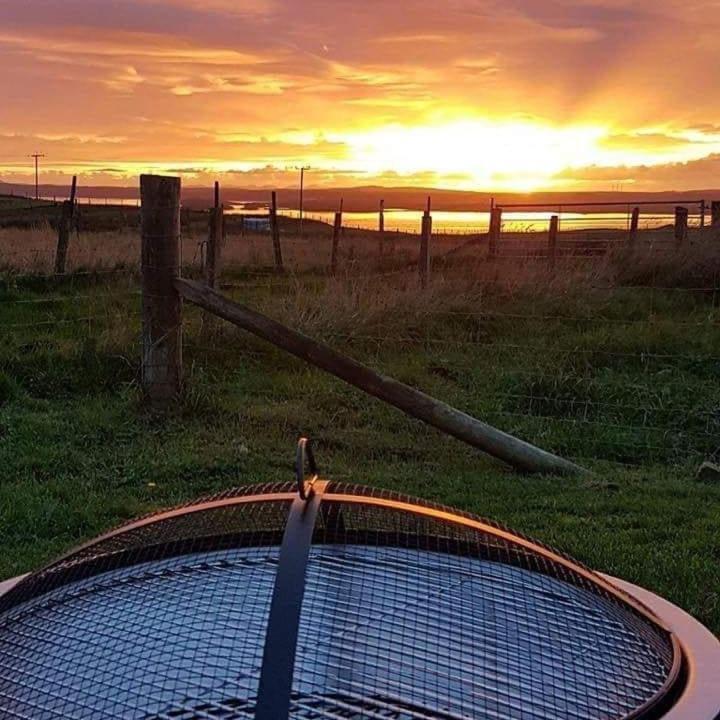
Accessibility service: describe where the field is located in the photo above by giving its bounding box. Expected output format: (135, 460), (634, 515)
(0, 210), (719, 635)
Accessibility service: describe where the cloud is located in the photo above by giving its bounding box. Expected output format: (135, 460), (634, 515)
(600, 132), (707, 152)
(1, 0), (720, 190)
(554, 154), (720, 189)
(157, 0), (277, 15)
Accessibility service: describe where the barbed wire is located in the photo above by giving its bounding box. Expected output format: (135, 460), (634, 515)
(1, 311), (141, 330)
(0, 291), (140, 305)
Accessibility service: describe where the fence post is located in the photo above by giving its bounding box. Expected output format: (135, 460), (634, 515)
(331, 210), (342, 274)
(548, 215), (558, 267)
(628, 206), (640, 245)
(675, 206), (689, 245)
(419, 197), (432, 288)
(54, 175), (77, 274)
(206, 181), (224, 288)
(378, 198), (385, 258)
(700, 200), (706, 228)
(270, 191), (284, 271)
(711, 201), (720, 228)
(488, 207), (502, 259)
(141, 174), (182, 406)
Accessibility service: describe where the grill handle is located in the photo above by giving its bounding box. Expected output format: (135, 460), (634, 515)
(295, 437), (319, 501)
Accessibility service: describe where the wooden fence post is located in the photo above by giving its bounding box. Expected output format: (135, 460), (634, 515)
(176, 278), (590, 477)
(54, 175), (77, 274)
(180, 206), (191, 231)
(141, 174), (182, 406)
(675, 206), (689, 245)
(711, 201), (720, 228)
(331, 210), (342, 274)
(700, 200), (706, 228)
(548, 215), (558, 267)
(270, 191), (284, 271)
(206, 181), (224, 288)
(378, 198), (385, 258)
(628, 207), (640, 245)
(488, 207), (502, 259)
(419, 197), (432, 288)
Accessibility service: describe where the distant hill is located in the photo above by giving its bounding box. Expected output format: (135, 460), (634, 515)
(2, 181), (717, 214)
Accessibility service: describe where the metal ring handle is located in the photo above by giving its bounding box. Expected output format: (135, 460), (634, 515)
(295, 437), (318, 501)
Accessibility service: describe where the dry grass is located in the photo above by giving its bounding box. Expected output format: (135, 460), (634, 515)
(0, 224), (140, 275)
(2, 223), (719, 303)
(0, 219), (474, 276)
(603, 233), (720, 288)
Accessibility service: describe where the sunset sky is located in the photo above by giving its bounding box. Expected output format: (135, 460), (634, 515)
(1, 0), (720, 191)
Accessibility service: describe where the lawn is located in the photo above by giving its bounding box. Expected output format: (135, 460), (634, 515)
(0, 242), (719, 635)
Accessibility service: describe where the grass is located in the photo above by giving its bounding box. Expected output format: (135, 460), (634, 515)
(0, 226), (719, 635)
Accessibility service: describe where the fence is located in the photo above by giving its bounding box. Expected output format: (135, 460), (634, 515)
(140, 175), (585, 475)
(488, 199), (711, 260)
(2, 176), (719, 471)
(3, 183), (719, 286)
(133, 176), (718, 470)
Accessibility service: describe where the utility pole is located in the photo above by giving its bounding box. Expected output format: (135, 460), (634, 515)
(298, 165), (310, 239)
(30, 153), (45, 200)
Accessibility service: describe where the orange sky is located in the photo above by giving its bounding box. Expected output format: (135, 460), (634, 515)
(2, 0), (720, 191)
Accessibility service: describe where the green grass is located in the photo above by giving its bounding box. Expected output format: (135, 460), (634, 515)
(0, 267), (718, 636)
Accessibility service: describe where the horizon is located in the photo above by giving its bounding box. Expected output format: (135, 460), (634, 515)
(2, 1), (720, 193)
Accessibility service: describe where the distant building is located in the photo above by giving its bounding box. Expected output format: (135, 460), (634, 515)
(244, 217), (271, 233)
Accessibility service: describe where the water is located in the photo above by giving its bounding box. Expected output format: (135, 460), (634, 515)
(38, 196), (140, 207)
(228, 204), (680, 234)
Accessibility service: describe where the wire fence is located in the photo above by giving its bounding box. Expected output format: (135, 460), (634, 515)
(1, 268), (717, 468)
(1, 194), (718, 470)
(1, 194), (719, 279)
(174, 264), (720, 468)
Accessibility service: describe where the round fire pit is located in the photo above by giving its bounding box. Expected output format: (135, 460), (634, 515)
(0, 479), (717, 719)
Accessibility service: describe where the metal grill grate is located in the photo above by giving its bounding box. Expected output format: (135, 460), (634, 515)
(0, 483), (683, 720)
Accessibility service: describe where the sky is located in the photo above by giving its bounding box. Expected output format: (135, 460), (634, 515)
(1, 0), (720, 191)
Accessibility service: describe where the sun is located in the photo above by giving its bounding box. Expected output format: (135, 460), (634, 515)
(330, 120), (609, 191)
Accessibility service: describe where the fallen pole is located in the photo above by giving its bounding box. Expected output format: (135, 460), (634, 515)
(175, 278), (590, 477)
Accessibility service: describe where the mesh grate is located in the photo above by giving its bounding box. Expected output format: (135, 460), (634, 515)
(0, 550), (274, 719)
(0, 484), (682, 720)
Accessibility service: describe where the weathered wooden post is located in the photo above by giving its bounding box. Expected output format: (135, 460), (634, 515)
(54, 175), (77, 274)
(419, 197), (432, 288)
(176, 278), (591, 476)
(378, 198), (385, 258)
(141, 174), (182, 406)
(711, 201), (720, 228)
(205, 181), (224, 288)
(548, 215), (558, 267)
(628, 206), (640, 245)
(270, 191), (284, 271)
(180, 206), (191, 231)
(331, 209), (342, 274)
(700, 200), (706, 228)
(488, 206), (502, 259)
(675, 206), (689, 245)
